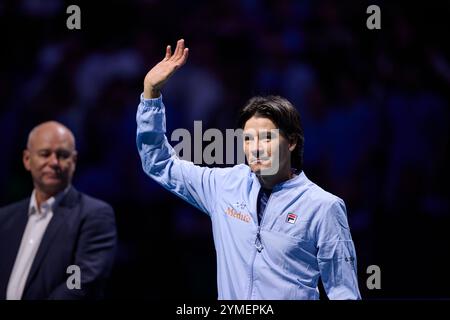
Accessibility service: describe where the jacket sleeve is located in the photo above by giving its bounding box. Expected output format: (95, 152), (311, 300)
(136, 94), (218, 216)
(316, 199), (361, 300)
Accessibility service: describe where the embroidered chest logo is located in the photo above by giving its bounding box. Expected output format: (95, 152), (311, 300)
(234, 201), (247, 210)
(286, 213), (297, 224)
(225, 202), (251, 223)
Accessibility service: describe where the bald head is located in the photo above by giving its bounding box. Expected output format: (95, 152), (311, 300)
(27, 121), (76, 151)
(23, 121), (77, 198)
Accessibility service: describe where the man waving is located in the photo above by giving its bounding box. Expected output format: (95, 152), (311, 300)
(136, 39), (361, 300)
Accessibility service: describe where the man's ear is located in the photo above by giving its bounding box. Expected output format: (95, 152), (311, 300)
(288, 136), (297, 152)
(23, 150), (31, 171)
(72, 150), (78, 166)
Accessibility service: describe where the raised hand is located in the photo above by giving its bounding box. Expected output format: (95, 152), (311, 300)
(143, 39), (189, 99)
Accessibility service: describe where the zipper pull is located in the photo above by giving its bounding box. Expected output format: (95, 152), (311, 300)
(255, 227), (263, 252)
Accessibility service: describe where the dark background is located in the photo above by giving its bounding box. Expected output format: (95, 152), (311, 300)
(0, 0), (449, 299)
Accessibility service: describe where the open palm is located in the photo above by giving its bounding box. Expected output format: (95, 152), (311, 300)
(144, 39), (189, 98)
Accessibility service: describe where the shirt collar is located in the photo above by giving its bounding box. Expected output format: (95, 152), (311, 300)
(28, 185), (71, 217)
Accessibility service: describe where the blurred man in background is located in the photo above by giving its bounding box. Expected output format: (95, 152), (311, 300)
(0, 121), (117, 300)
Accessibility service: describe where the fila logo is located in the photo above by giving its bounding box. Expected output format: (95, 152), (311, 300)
(286, 213), (297, 224)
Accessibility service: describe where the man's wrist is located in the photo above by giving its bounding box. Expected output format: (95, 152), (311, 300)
(143, 86), (161, 99)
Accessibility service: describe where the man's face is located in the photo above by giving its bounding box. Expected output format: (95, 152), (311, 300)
(243, 116), (294, 176)
(23, 126), (77, 195)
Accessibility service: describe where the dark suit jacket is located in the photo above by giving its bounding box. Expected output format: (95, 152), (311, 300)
(0, 187), (117, 300)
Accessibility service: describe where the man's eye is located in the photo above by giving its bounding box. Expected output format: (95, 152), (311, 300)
(58, 151), (71, 159)
(244, 135), (252, 142)
(39, 151), (50, 157)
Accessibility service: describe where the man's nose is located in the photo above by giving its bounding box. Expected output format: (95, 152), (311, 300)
(250, 139), (264, 157)
(48, 153), (60, 166)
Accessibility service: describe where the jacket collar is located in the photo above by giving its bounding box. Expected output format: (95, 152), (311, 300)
(251, 169), (310, 192)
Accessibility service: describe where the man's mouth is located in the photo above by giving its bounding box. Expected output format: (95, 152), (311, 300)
(43, 172), (61, 179)
(250, 157), (270, 164)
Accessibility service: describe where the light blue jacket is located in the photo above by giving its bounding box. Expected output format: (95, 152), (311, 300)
(136, 94), (361, 300)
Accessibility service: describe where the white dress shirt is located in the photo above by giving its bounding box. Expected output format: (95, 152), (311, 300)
(6, 188), (67, 300)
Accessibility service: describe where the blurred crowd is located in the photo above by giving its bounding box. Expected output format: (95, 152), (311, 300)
(1, 0), (449, 299)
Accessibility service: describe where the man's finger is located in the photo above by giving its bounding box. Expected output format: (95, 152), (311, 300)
(173, 39), (184, 60)
(164, 45), (171, 60)
(178, 48), (189, 66)
(172, 40), (181, 59)
(177, 39), (185, 59)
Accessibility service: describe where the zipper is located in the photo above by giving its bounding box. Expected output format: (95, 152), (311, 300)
(255, 226), (263, 252)
(255, 189), (274, 251)
(246, 246), (258, 299)
(246, 188), (275, 299)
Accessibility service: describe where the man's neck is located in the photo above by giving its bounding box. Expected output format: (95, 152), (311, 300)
(34, 186), (69, 211)
(257, 169), (294, 190)
(34, 190), (55, 210)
